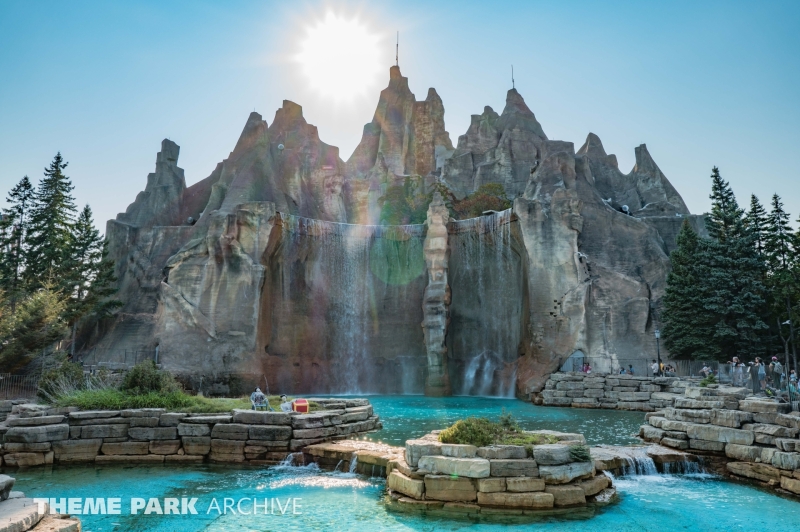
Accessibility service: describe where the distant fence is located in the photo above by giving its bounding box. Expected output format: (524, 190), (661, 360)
(0, 374), (39, 399)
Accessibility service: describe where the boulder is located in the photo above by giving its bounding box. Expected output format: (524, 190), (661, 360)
(441, 444), (477, 458)
(505, 477), (545, 492)
(476, 445), (527, 460)
(293, 427), (337, 439)
(476, 491), (554, 509)
(578, 475), (610, 496)
(210, 423), (249, 440)
(182, 437), (211, 455)
(101, 442), (150, 455)
(684, 423), (754, 445)
(532, 444), (572, 465)
(182, 415), (231, 424)
(80, 424), (129, 439)
(780, 476), (800, 495)
(4, 424), (69, 443)
(775, 412), (800, 430)
(726, 462), (780, 482)
(771, 451), (800, 470)
(0, 475), (15, 501)
(424, 475), (477, 501)
(128, 427), (178, 441)
(209, 439), (245, 462)
(387, 471), (424, 499)
(663, 408), (711, 424)
(159, 413), (188, 427)
(640, 425), (665, 442)
(709, 409), (753, 428)
(231, 410), (292, 425)
(248, 425), (292, 441)
(544, 485), (586, 506)
(6, 415), (65, 427)
(96, 455), (164, 464)
(747, 424), (798, 438)
(68, 411), (120, 421)
(52, 439), (102, 463)
(177, 423), (211, 437)
(738, 400), (791, 414)
(121, 408), (166, 417)
(538, 462), (594, 484)
(4, 452), (51, 467)
(489, 459), (539, 477)
(725, 444), (763, 462)
(661, 438), (689, 450)
(417, 456), (490, 478)
(775, 438), (800, 452)
(128, 417), (159, 427)
(150, 440), (182, 455)
(476, 478), (506, 493)
(405, 439), (442, 467)
(688, 439), (724, 451)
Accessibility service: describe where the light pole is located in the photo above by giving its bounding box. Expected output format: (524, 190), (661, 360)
(655, 329), (662, 377)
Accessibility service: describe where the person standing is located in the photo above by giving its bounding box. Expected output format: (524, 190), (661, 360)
(651, 360), (659, 377)
(771, 357), (784, 390)
(748, 362), (760, 394)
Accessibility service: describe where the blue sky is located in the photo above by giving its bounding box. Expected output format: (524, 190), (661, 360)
(1, 0), (798, 231)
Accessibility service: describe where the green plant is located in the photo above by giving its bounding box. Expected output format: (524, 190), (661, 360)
(499, 408), (519, 431)
(120, 361), (181, 395)
(438, 417), (499, 447)
(38, 358), (85, 399)
(699, 374), (717, 387)
(569, 444), (592, 463)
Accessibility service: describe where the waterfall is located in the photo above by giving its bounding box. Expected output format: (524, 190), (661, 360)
(661, 459), (704, 475)
(611, 447), (703, 476)
(348, 455), (358, 474)
(270, 213), (427, 394)
(448, 209), (522, 398)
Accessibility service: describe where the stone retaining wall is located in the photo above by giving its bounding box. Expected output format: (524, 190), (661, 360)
(638, 384), (800, 497)
(385, 430), (615, 514)
(0, 398), (380, 468)
(535, 372), (691, 411)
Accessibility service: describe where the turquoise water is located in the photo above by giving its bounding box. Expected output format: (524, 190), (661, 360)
(11, 396), (800, 531)
(359, 395), (645, 446)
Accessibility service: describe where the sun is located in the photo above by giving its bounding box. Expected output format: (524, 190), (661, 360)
(295, 12), (383, 104)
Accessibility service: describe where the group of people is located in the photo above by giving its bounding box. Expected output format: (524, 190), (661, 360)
(249, 388), (295, 412)
(727, 356), (797, 396)
(650, 360), (677, 377)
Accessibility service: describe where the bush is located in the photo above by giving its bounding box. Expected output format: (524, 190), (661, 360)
(121, 361), (181, 395)
(439, 417), (501, 447)
(38, 359), (85, 399)
(699, 374), (717, 387)
(453, 184), (511, 219)
(569, 444), (592, 463)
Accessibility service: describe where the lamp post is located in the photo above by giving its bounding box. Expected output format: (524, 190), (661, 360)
(655, 329), (662, 377)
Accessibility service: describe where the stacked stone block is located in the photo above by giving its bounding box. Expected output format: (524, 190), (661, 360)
(0, 399), (380, 467)
(538, 372), (688, 411)
(639, 384), (800, 497)
(384, 430), (615, 514)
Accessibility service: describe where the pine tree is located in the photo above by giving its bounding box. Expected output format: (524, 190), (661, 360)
(696, 168), (769, 360)
(706, 166), (745, 242)
(765, 194), (798, 371)
(663, 220), (716, 359)
(0, 286), (67, 372)
(745, 194), (769, 255)
(24, 153), (77, 288)
(0, 176), (35, 308)
(63, 206), (121, 355)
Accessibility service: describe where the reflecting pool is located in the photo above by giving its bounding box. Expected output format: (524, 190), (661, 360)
(11, 396), (799, 531)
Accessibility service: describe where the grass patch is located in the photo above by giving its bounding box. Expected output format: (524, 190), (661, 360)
(438, 412), (560, 456)
(52, 389), (319, 413)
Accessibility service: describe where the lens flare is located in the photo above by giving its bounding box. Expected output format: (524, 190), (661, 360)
(295, 12), (383, 103)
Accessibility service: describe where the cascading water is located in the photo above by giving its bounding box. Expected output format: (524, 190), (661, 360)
(448, 209), (523, 397)
(266, 214), (427, 394)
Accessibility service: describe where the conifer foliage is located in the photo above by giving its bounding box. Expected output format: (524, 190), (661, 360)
(0, 153), (120, 370)
(663, 167), (797, 363)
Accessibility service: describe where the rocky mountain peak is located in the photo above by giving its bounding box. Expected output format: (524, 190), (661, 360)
(577, 133), (608, 159)
(495, 89), (547, 139)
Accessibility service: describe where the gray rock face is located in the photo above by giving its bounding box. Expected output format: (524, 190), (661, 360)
(88, 66), (700, 396)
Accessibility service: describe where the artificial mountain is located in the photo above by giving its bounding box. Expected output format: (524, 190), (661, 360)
(93, 66), (706, 397)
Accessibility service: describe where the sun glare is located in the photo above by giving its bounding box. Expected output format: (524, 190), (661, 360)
(295, 12), (383, 104)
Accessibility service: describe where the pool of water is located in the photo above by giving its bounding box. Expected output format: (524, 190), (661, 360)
(11, 396), (799, 531)
(359, 395), (645, 446)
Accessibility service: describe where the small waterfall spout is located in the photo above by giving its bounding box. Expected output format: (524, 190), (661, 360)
(615, 447), (658, 476)
(348, 455), (358, 474)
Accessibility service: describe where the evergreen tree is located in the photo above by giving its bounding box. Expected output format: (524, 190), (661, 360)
(663, 220), (716, 359)
(706, 166), (744, 242)
(0, 286), (67, 372)
(63, 206), (121, 355)
(24, 153), (77, 288)
(765, 194), (798, 371)
(0, 176), (35, 308)
(745, 194), (769, 255)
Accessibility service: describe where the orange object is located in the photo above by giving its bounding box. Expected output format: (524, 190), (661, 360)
(292, 398), (309, 413)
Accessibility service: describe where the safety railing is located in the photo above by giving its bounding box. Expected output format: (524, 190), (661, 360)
(0, 373), (39, 399)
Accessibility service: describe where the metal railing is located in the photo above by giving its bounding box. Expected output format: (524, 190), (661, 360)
(0, 374), (39, 399)
(77, 348), (157, 370)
